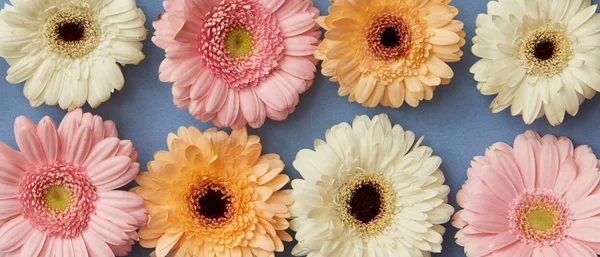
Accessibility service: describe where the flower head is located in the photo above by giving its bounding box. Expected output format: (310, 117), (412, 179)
(471, 0), (600, 125)
(453, 131), (600, 256)
(316, 0), (465, 108)
(0, 109), (146, 257)
(154, 0), (321, 129)
(290, 114), (454, 257)
(132, 127), (293, 257)
(0, 0), (148, 109)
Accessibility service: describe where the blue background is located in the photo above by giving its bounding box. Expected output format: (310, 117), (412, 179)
(0, 0), (599, 256)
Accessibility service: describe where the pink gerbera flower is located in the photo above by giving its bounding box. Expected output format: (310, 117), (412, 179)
(0, 109), (147, 257)
(154, 0), (321, 128)
(453, 131), (600, 257)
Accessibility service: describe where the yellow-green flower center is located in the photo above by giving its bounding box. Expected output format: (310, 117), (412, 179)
(528, 209), (554, 232)
(224, 28), (253, 57)
(44, 185), (71, 212)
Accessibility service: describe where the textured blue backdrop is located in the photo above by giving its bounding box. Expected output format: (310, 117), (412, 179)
(0, 0), (599, 256)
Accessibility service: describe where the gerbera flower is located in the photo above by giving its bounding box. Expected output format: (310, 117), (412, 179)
(471, 0), (600, 125)
(0, 109), (146, 257)
(132, 126), (293, 257)
(289, 114), (454, 257)
(315, 0), (465, 108)
(153, 0), (321, 129)
(453, 130), (600, 256)
(0, 0), (147, 109)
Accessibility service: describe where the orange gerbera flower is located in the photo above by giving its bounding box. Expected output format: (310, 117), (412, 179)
(316, 0), (465, 107)
(132, 127), (292, 257)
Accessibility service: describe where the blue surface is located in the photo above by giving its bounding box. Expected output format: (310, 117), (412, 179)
(0, 0), (599, 256)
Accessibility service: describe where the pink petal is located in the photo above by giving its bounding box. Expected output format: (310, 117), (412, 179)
(0, 199), (20, 220)
(514, 135), (536, 190)
(95, 203), (138, 231)
(189, 68), (214, 100)
(205, 78), (227, 114)
(541, 247), (560, 257)
(536, 142), (560, 189)
(469, 214), (509, 233)
(283, 36), (318, 56)
(279, 12), (315, 37)
(456, 230), (494, 256)
(554, 158), (577, 195)
(95, 163), (140, 191)
(491, 231), (519, 251)
(0, 161), (25, 185)
(575, 145), (598, 172)
(109, 243), (132, 256)
(260, 0), (285, 12)
(278, 56), (315, 81)
(556, 137), (574, 164)
(81, 229), (113, 257)
(55, 238), (74, 257)
(0, 216), (32, 252)
(255, 77), (290, 112)
(0, 186), (18, 200)
(116, 140), (135, 159)
(86, 156), (132, 185)
(480, 165), (518, 204)
(87, 215), (129, 245)
(36, 117), (58, 164)
(272, 72), (300, 106)
(568, 217), (600, 242)
(570, 194), (600, 219)
(0, 142), (29, 171)
(239, 88), (261, 123)
(82, 138), (120, 167)
(463, 194), (509, 215)
(266, 104), (289, 121)
(67, 125), (93, 166)
(97, 191), (145, 212)
(565, 170), (600, 204)
(58, 109), (82, 160)
(14, 116), (47, 166)
(487, 150), (525, 193)
(216, 89), (240, 127)
(103, 120), (118, 138)
(19, 230), (46, 257)
(71, 236), (89, 257)
(39, 236), (54, 257)
(90, 116), (106, 145)
(555, 238), (597, 257)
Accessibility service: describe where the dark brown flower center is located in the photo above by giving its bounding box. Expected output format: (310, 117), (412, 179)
(534, 40), (555, 60)
(58, 22), (85, 42)
(196, 189), (232, 220)
(348, 183), (382, 224)
(380, 27), (401, 48)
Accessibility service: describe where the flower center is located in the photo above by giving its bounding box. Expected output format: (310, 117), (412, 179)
(224, 27), (254, 58)
(508, 191), (573, 247)
(187, 181), (236, 228)
(44, 185), (71, 212)
(517, 22), (572, 77)
(366, 15), (412, 61)
(19, 162), (97, 238)
(199, 0), (284, 89)
(337, 172), (394, 236)
(44, 7), (100, 59)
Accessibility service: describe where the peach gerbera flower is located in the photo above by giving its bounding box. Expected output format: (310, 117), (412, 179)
(453, 131), (600, 256)
(132, 127), (293, 257)
(0, 109), (146, 257)
(316, 0), (465, 108)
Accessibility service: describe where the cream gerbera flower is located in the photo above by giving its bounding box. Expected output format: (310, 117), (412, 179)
(289, 114), (454, 257)
(132, 127), (293, 257)
(316, 0), (465, 108)
(471, 0), (600, 125)
(0, 0), (147, 109)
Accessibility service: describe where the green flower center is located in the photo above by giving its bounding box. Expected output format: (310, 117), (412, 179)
(44, 185), (71, 212)
(528, 209), (554, 232)
(224, 27), (253, 57)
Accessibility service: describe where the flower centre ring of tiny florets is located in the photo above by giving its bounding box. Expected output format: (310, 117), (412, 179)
(508, 190), (573, 247)
(367, 15), (412, 61)
(516, 22), (573, 78)
(200, 0), (284, 89)
(336, 172), (395, 236)
(184, 180), (238, 229)
(44, 6), (100, 59)
(19, 161), (97, 238)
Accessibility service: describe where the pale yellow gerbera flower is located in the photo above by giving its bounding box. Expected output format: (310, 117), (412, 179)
(316, 0), (465, 108)
(132, 127), (293, 257)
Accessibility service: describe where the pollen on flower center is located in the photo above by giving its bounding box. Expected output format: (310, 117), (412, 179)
(517, 22), (572, 77)
(19, 161), (97, 238)
(366, 15), (412, 61)
(44, 7), (100, 59)
(186, 180), (236, 228)
(44, 185), (71, 212)
(508, 191), (573, 247)
(224, 27), (254, 58)
(338, 172), (394, 236)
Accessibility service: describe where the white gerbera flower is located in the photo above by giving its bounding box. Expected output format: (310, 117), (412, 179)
(0, 0), (147, 109)
(289, 114), (454, 257)
(471, 0), (600, 125)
